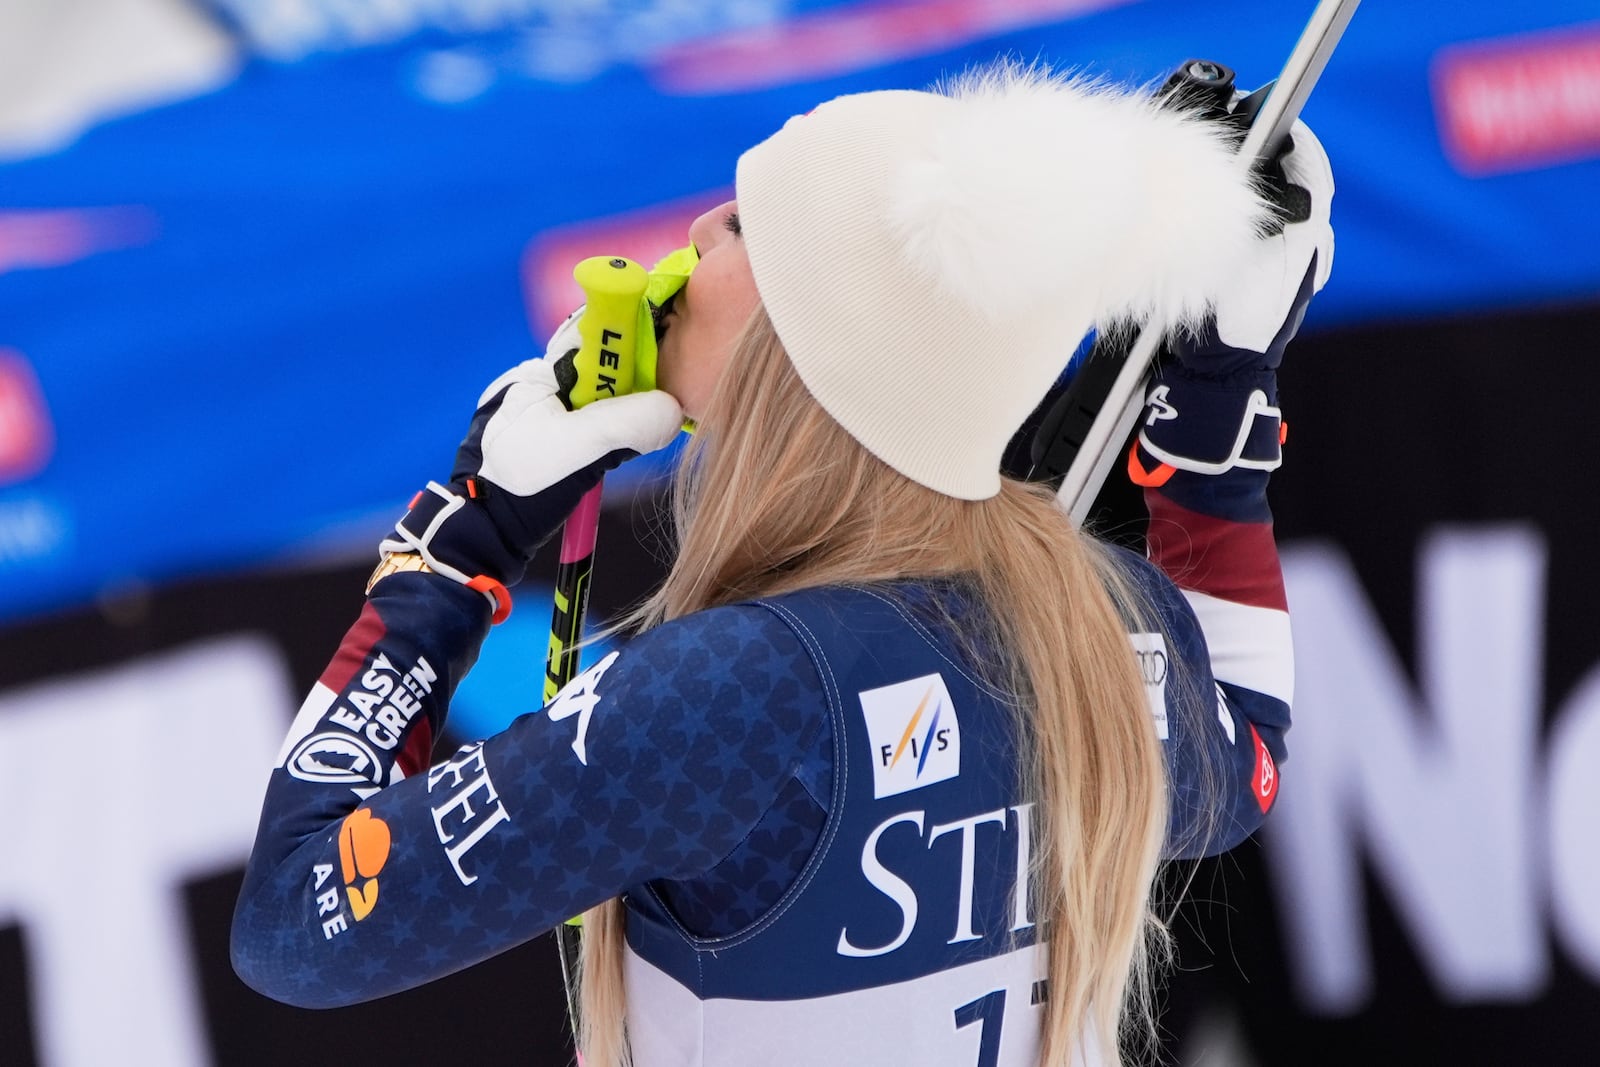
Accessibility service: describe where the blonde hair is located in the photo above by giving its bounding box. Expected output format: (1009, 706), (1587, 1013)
(579, 308), (1169, 1066)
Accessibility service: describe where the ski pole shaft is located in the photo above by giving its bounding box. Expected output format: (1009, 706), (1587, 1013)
(544, 254), (650, 1040)
(1050, 0), (1361, 524)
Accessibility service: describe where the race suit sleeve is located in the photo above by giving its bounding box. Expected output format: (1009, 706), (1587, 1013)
(1132, 449), (1290, 860)
(231, 571), (828, 1009)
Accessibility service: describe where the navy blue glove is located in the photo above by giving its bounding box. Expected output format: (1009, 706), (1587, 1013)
(1138, 120), (1334, 478)
(379, 314), (682, 619)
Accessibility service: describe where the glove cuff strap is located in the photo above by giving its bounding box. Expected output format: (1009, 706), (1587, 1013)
(466, 574), (513, 625)
(384, 481), (514, 623)
(1137, 382), (1283, 477)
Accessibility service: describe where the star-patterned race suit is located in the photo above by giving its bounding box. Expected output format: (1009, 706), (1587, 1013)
(231, 440), (1289, 1065)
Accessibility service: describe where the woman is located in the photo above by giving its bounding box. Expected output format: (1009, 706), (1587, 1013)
(233, 66), (1333, 1066)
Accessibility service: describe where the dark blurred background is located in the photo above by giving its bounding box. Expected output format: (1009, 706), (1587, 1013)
(3, 1), (1598, 1064)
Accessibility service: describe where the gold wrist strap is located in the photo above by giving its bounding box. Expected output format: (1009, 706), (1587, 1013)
(366, 552), (433, 594)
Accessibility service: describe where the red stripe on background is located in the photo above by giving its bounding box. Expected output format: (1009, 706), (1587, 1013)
(319, 603), (387, 691)
(1144, 493), (1287, 611)
(647, 0), (1137, 96)
(1432, 22), (1600, 175)
(0, 207), (158, 275)
(521, 189), (729, 334)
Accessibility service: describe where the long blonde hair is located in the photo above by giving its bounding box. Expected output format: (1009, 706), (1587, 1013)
(579, 308), (1169, 1066)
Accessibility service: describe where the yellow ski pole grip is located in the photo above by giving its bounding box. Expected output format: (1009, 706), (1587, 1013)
(561, 256), (650, 410)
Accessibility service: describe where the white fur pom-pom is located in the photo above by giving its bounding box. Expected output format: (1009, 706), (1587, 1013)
(887, 63), (1271, 334)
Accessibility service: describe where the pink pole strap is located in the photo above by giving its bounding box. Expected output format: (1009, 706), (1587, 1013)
(559, 484), (604, 563)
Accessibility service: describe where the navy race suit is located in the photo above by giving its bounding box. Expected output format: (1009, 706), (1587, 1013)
(232, 461), (1289, 1065)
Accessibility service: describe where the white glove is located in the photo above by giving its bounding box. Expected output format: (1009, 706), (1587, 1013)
(1213, 119), (1335, 355)
(473, 357), (682, 497)
(382, 321), (682, 605)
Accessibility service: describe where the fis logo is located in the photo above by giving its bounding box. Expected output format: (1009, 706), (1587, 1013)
(860, 673), (960, 799)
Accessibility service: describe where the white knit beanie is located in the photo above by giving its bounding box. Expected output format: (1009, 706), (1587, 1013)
(735, 65), (1271, 500)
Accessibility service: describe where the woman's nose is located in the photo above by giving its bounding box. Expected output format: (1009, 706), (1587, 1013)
(686, 200), (737, 254)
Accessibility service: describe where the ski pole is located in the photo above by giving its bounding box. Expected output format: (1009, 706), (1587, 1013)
(545, 254), (652, 1039)
(542, 245), (698, 1047)
(1033, 0), (1362, 524)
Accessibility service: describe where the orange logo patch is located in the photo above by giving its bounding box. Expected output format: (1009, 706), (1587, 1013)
(338, 808), (391, 921)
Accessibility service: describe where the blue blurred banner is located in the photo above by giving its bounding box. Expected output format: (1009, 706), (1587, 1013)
(2, 0), (1598, 625)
